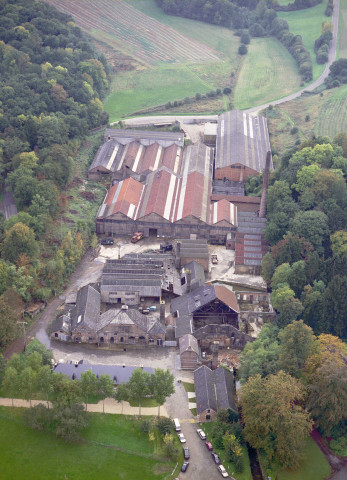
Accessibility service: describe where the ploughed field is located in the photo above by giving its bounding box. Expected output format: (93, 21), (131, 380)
(45, 0), (219, 65)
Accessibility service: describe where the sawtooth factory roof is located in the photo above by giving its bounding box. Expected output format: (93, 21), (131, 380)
(96, 143), (223, 226)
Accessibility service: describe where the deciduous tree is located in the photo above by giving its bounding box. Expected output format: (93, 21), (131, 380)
(239, 371), (313, 469)
(278, 320), (315, 377)
(127, 368), (150, 416)
(149, 368), (175, 416)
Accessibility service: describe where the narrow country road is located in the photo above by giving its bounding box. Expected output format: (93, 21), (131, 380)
(0, 183), (17, 219)
(245, 0), (340, 114)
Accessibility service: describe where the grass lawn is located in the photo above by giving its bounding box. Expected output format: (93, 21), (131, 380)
(0, 407), (175, 480)
(203, 423), (252, 480)
(128, 397), (159, 408)
(182, 382), (195, 393)
(233, 37), (301, 110)
(338, 0), (347, 58)
(278, 1), (328, 80)
(104, 62), (231, 121)
(259, 436), (331, 480)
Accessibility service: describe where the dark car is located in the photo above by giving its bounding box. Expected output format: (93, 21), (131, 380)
(101, 237), (114, 245)
(181, 461), (189, 473)
(183, 447), (190, 459)
(211, 452), (221, 464)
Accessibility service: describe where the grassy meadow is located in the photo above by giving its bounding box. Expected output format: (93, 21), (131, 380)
(233, 37), (301, 110)
(260, 437), (331, 480)
(0, 407), (177, 480)
(278, 0), (329, 80)
(264, 85), (347, 155)
(338, 0), (347, 58)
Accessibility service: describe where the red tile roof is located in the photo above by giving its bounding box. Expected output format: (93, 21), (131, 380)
(214, 285), (239, 313)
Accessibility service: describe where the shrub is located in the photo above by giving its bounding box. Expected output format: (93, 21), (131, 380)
(23, 404), (52, 431)
(157, 417), (174, 436)
(238, 44), (248, 55)
(290, 126), (299, 135)
(223, 87), (232, 95)
(240, 32), (250, 45)
(139, 419), (151, 434)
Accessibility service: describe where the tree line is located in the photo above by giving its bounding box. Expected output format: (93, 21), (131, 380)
(155, 0), (313, 82)
(0, 0), (110, 349)
(253, 135), (347, 338)
(238, 321), (347, 470)
(0, 339), (175, 442)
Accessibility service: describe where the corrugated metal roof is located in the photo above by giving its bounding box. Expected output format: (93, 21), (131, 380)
(210, 199), (237, 225)
(103, 178), (144, 219)
(104, 128), (184, 147)
(179, 334), (199, 355)
(216, 110), (271, 173)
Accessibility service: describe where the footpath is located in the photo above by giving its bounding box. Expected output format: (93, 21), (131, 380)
(0, 397), (168, 417)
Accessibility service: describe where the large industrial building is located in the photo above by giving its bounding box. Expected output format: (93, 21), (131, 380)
(90, 110), (272, 272)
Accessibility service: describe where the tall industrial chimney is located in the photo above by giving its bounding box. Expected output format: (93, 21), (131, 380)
(259, 151), (272, 218)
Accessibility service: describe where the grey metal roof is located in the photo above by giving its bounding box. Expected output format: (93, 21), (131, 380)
(194, 365), (237, 416)
(183, 261), (206, 285)
(89, 140), (122, 173)
(104, 128), (184, 147)
(179, 334), (199, 356)
(215, 367), (237, 412)
(54, 363), (154, 384)
(194, 365), (217, 414)
(71, 285), (101, 330)
(216, 110), (271, 173)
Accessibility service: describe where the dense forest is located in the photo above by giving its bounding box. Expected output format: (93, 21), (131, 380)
(252, 136), (347, 338)
(155, 0), (327, 82)
(0, 0), (110, 348)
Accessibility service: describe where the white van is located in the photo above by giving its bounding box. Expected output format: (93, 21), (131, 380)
(174, 418), (181, 432)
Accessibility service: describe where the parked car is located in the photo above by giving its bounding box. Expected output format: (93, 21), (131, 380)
(101, 237), (114, 245)
(197, 428), (206, 440)
(211, 452), (221, 464)
(177, 433), (186, 443)
(181, 461), (189, 472)
(218, 465), (229, 478)
(131, 231), (144, 243)
(211, 254), (218, 264)
(183, 447), (190, 459)
(142, 309), (150, 314)
(205, 441), (213, 451)
(121, 305), (129, 310)
(148, 306), (157, 311)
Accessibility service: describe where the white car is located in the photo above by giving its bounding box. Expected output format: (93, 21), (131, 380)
(218, 465), (229, 478)
(196, 428), (206, 440)
(177, 433), (186, 443)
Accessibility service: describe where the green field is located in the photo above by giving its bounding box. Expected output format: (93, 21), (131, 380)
(314, 84), (347, 136)
(0, 407), (176, 480)
(278, 0), (329, 80)
(233, 37), (301, 110)
(260, 437), (331, 480)
(265, 84), (347, 155)
(338, 0), (347, 58)
(104, 64), (223, 120)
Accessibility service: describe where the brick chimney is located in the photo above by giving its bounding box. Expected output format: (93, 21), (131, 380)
(259, 151), (272, 218)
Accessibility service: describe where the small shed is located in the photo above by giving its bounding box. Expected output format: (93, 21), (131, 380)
(179, 334), (200, 370)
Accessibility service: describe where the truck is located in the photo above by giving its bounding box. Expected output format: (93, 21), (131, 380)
(211, 254), (218, 264)
(131, 232), (144, 243)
